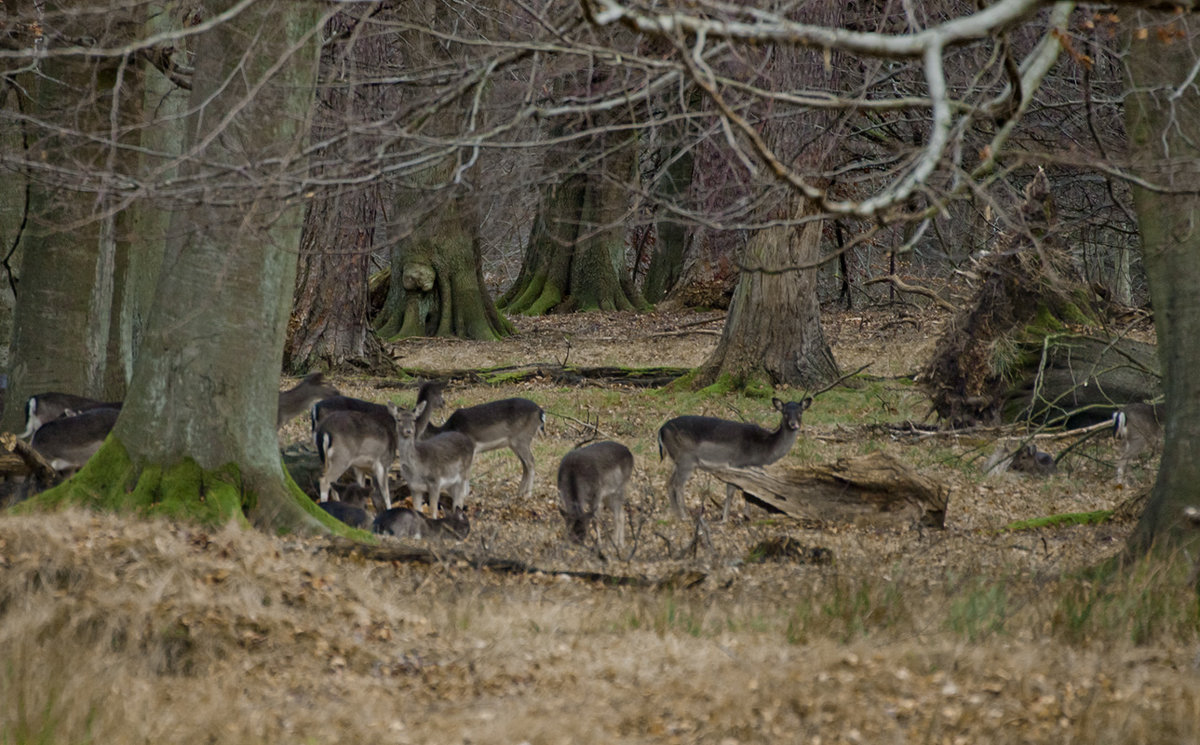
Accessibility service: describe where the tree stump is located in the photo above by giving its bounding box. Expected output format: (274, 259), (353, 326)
(711, 451), (948, 528)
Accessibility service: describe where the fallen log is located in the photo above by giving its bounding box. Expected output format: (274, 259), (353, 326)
(322, 538), (706, 588)
(711, 451), (949, 528)
(0, 432), (57, 482)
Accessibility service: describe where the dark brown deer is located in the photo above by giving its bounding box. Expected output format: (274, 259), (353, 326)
(29, 407), (121, 473)
(19, 392), (122, 439)
(557, 440), (633, 549)
(658, 397), (812, 521)
(421, 385), (544, 498)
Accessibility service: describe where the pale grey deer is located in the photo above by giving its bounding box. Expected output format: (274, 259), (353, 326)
(314, 408), (396, 508)
(29, 407), (121, 473)
(310, 381), (442, 437)
(276, 373), (338, 429)
(557, 440), (633, 549)
(420, 384), (543, 498)
(1009, 443), (1057, 477)
(390, 401), (475, 516)
(658, 397), (812, 521)
(19, 392), (122, 439)
(1113, 402), (1163, 484)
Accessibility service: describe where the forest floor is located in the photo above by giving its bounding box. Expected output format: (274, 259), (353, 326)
(3, 305), (1198, 745)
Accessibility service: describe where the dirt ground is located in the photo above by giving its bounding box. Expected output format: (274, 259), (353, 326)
(3, 306), (1198, 745)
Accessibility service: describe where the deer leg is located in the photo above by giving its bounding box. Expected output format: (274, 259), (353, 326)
(449, 478), (470, 513)
(373, 461), (391, 510)
(667, 459), (695, 520)
(512, 441), (535, 498)
(721, 483), (742, 523)
(610, 488), (626, 550)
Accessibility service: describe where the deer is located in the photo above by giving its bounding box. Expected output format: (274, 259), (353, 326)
(276, 373), (339, 429)
(557, 440), (633, 549)
(19, 392), (122, 439)
(313, 408), (397, 508)
(311, 382), (443, 439)
(390, 401), (475, 516)
(29, 407), (121, 473)
(658, 397), (813, 521)
(420, 383), (544, 498)
(1113, 402), (1164, 484)
(1008, 443), (1057, 476)
(373, 506), (470, 541)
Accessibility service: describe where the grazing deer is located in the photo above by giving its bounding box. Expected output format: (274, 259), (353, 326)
(1009, 443), (1057, 476)
(1113, 402), (1163, 484)
(422, 387), (544, 498)
(373, 506), (470, 540)
(658, 397), (813, 521)
(314, 409), (396, 508)
(557, 440), (633, 549)
(19, 392), (122, 439)
(29, 407), (120, 473)
(391, 401), (475, 516)
(276, 373), (339, 429)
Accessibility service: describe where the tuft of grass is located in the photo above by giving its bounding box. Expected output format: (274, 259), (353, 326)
(946, 577), (1011, 642)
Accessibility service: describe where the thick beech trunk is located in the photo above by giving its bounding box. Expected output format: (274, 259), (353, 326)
(1124, 12), (1200, 554)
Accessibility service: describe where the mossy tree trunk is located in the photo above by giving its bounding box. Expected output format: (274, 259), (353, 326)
(32, 0), (345, 534)
(1124, 11), (1200, 555)
(498, 131), (648, 315)
(376, 191), (514, 341)
(695, 195), (837, 390)
(1, 2), (143, 433)
(642, 140), (694, 305)
(285, 10), (390, 374)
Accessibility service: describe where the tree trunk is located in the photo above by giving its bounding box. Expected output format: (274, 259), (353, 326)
(643, 138), (695, 304)
(284, 9), (390, 374)
(2, 3), (141, 432)
(696, 196), (838, 389)
(499, 131), (648, 315)
(1124, 11), (1200, 554)
(377, 193), (514, 340)
(31, 0), (341, 534)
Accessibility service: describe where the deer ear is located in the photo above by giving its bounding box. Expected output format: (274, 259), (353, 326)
(414, 399), (427, 416)
(773, 397), (784, 411)
(801, 397), (813, 410)
(387, 401), (400, 417)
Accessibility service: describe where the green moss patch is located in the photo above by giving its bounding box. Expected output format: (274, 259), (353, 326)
(1001, 510), (1113, 533)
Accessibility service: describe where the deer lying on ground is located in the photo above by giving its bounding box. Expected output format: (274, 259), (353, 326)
(276, 373), (339, 429)
(19, 392), (122, 439)
(1009, 443), (1057, 476)
(1113, 402), (1163, 484)
(29, 407), (121, 473)
(391, 401), (475, 516)
(557, 440), (633, 549)
(658, 397), (813, 521)
(419, 383), (544, 498)
(373, 506), (470, 540)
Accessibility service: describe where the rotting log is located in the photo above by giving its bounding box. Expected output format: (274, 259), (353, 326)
(711, 451), (949, 528)
(0, 433), (57, 482)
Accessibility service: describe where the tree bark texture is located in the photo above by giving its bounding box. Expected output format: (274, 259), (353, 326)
(41, 0), (339, 533)
(2, 3), (142, 432)
(285, 9), (389, 374)
(697, 196), (837, 389)
(498, 131), (648, 315)
(1124, 12), (1200, 553)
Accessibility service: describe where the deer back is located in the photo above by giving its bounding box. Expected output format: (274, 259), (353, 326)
(427, 397), (544, 451)
(315, 409), (395, 470)
(29, 407), (120, 471)
(277, 373), (339, 429)
(312, 396), (396, 452)
(21, 392), (122, 439)
(658, 397), (812, 470)
(557, 440), (633, 542)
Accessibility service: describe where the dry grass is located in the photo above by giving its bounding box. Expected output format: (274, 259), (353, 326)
(4, 307), (1198, 745)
